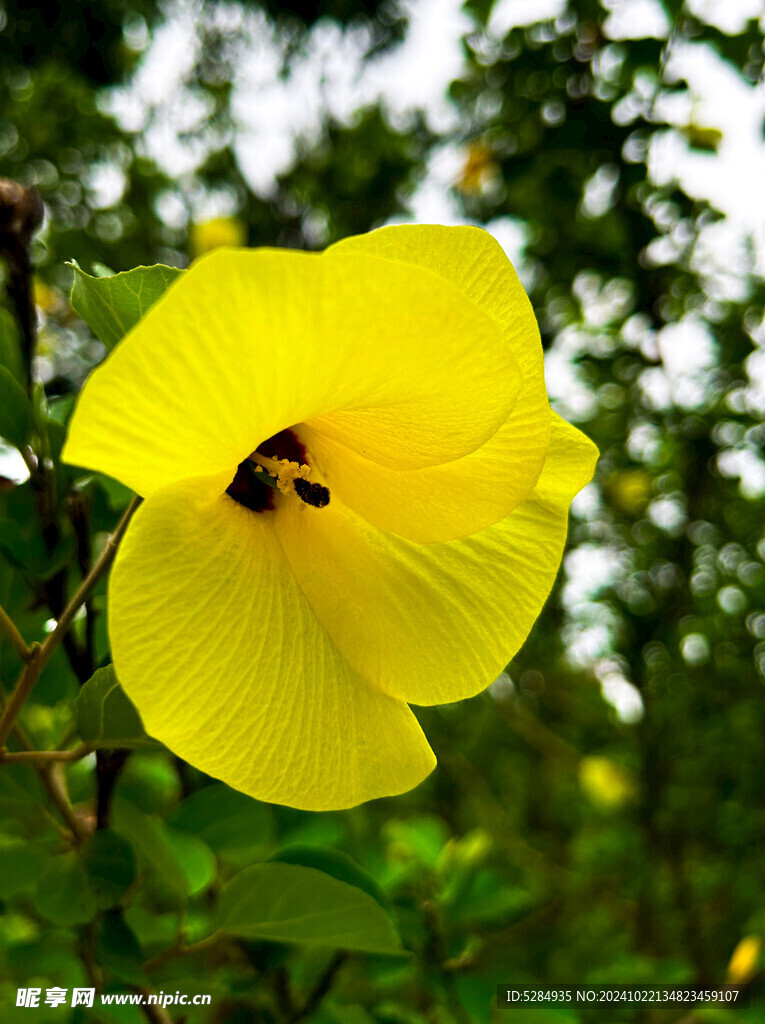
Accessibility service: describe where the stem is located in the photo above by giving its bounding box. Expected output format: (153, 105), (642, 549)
(0, 603), (32, 661)
(68, 490), (95, 675)
(96, 748), (129, 828)
(0, 496), (141, 749)
(42, 761), (88, 842)
(5, 718), (81, 842)
(0, 742), (92, 764)
(287, 952), (348, 1024)
(143, 930), (224, 973)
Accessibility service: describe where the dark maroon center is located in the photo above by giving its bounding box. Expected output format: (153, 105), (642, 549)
(225, 428), (309, 514)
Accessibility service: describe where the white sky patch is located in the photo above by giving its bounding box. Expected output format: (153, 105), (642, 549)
(718, 444), (765, 499)
(361, 0), (471, 131)
(648, 493), (687, 534)
(563, 613), (621, 668)
(105, 8), (201, 130)
(484, 216), (529, 279)
(580, 163), (620, 218)
(742, 345), (765, 416)
(103, 0), (765, 293)
(545, 327), (600, 422)
(488, 0), (565, 35)
(650, 41), (765, 272)
(233, 0), (470, 194)
(656, 317), (718, 409)
(638, 366), (672, 411)
(391, 143), (466, 224)
(687, 0), (765, 35)
(232, 13), (334, 195)
(595, 658), (644, 723)
(570, 481), (602, 519)
(691, 217), (755, 304)
(561, 544), (634, 670)
(601, 0), (669, 41)
(563, 543), (627, 604)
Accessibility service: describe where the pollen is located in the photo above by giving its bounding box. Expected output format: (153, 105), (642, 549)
(249, 451), (330, 507)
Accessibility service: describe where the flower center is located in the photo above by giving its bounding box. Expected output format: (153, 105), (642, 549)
(249, 451), (330, 508)
(225, 429), (330, 513)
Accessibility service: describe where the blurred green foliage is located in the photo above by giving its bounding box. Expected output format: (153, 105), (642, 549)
(0, 0), (764, 1022)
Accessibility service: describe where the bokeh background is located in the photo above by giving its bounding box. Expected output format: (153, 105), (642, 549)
(1, 0), (764, 1021)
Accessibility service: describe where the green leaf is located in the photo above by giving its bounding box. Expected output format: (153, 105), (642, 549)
(217, 863), (406, 955)
(269, 846), (385, 905)
(69, 261), (184, 350)
(167, 783), (275, 867)
(82, 828), (136, 909)
(0, 839), (50, 899)
(0, 365), (33, 451)
(96, 911), (147, 986)
(114, 752), (180, 813)
(34, 851), (97, 926)
(113, 798), (216, 897)
(77, 665), (157, 749)
(0, 307), (24, 383)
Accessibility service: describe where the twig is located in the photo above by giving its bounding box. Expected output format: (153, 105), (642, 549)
(0, 496), (141, 749)
(0, 742), (92, 764)
(143, 930), (224, 973)
(3, 718), (78, 841)
(0, 603), (32, 661)
(40, 761), (88, 842)
(67, 489), (95, 675)
(287, 952), (348, 1024)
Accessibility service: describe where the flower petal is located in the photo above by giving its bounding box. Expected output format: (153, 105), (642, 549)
(64, 247), (520, 496)
(108, 476), (435, 810)
(274, 413), (598, 706)
(316, 225), (551, 541)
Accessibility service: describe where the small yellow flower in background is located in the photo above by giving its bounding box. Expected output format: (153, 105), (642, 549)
(607, 468), (652, 517)
(578, 755), (635, 809)
(190, 216), (247, 256)
(33, 277), (62, 315)
(456, 143), (499, 195)
(63, 225), (597, 810)
(726, 935), (761, 985)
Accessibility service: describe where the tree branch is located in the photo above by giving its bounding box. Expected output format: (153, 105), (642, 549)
(0, 496), (141, 749)
(0, 602), (32, 662)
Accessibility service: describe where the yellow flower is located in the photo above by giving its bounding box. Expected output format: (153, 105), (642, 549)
(578, 756), (635, 809)
(63, 225), (597, 811)
(190, 216), (247, 256)
(456, 143), (498, 195)
(726, 935), (761, 985)
(607, 468), (652, 517)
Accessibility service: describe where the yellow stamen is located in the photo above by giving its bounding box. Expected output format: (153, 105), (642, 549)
(249, 452), (311, 496)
